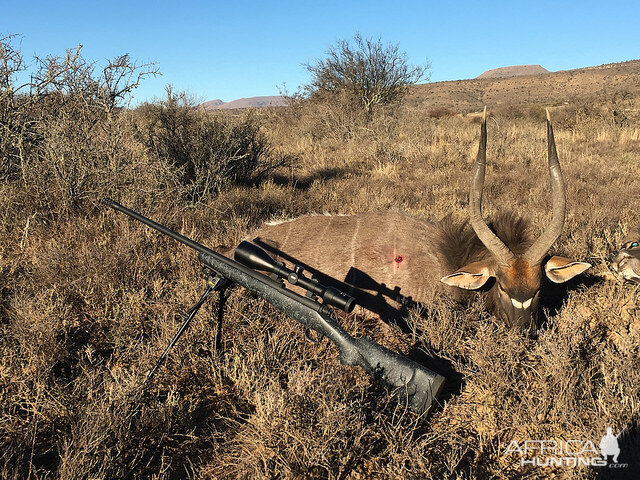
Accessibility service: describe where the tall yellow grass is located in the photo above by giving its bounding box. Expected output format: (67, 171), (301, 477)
(1, 92), (639, 479)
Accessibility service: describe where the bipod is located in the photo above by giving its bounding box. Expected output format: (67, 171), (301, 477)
(143, 267), (230, 384)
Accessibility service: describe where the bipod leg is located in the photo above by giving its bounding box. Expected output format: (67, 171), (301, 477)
(213, 284), (229, 352)
(144, 275), (228, 385)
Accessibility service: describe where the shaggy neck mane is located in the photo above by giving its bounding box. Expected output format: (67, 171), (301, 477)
(434, 212), (534, 273)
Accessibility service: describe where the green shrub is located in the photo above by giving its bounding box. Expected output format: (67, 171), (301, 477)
(1, 35), (160, 214)
(303, 33), (430, 118)
(136, 89), (287, 203)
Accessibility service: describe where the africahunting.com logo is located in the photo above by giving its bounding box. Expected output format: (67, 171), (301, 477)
(503, 427), (629, 468)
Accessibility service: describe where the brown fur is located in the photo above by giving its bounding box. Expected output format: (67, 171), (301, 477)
(433, 212), (533, 277)
(241, 211), (537, 322)
(611, 224), (640, 283)
(248, 212), (442, 314)
(434, 212), (535, 308)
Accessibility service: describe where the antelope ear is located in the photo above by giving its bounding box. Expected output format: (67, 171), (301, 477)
(544, 256), (592, 283)
(441, 260), (494, 290)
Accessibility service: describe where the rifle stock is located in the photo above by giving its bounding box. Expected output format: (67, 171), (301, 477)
(104, 198), (444, 414)
(198, 251), (444, 413)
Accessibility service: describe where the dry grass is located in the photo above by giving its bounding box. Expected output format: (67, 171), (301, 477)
(1, 71), (640, 480)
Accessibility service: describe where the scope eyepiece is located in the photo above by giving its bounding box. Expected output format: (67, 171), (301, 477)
(234, 241), (356, 313)
(321, 286), (356, 313)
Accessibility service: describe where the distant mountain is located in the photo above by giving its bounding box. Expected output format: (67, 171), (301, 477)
(408, 60), (640, 114)
(202, 60), (640, 114)
(202, 96), (287, 110)
(476, 65), (550, 79)
(202, 99), (224, 108)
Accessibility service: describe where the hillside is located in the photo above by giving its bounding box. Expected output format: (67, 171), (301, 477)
(408, 60), (640, 113)
(202, 61), (640, 114)
(202, 95), (286, 110)
(202, 99), (224, 108)
(476, 64), (549, 79)
(3, 48), (640, 479)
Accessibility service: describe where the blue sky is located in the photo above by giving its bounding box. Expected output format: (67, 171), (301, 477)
(3, 0), (638, 104)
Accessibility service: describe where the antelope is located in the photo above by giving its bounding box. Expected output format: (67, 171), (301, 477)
(610, 225), (640, 283)
(242, 109), (591, 330)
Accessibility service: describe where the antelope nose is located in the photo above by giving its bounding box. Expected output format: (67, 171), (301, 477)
(509, 298), (536, 330)
(511, 298), (532, 310)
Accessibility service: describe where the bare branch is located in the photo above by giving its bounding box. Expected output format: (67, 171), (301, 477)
(303, 33), (430, 116)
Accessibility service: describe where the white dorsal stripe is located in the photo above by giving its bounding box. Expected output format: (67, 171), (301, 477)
(511, 298), (533, 309)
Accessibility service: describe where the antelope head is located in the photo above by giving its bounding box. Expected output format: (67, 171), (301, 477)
(441, 109), (591, 329)
(610, 226), (640, 283)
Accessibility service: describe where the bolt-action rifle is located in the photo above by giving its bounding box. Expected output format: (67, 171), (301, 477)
(103, 198), (444, 414)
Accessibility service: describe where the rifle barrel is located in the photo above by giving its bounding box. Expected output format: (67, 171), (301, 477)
(103, 198), (212, 256)
(103, 198), (445, 413)
(103, 198), (332, 316)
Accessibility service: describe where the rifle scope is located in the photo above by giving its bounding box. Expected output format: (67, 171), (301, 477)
(234, 241), (356, 314)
